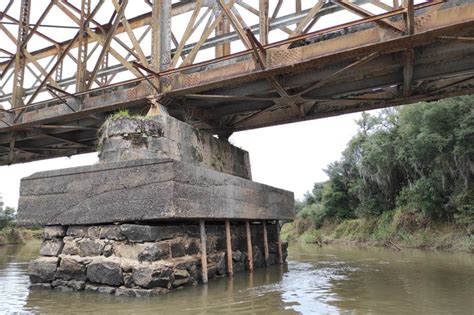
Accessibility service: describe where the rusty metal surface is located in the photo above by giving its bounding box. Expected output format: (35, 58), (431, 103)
(0, 0), (474, 165)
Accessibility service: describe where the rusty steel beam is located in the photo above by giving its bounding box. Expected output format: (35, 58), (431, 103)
(76, 0), (91, 92)
(11, 0), (30, 108)
(0, 0), (379, 73)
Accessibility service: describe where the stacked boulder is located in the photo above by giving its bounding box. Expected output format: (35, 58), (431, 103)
(29, 222), (287, 297)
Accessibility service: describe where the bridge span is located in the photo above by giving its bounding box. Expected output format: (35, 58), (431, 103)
(0, 0), (473, 165)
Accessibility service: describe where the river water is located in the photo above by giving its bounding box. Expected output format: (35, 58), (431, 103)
(0, 241), (473, 314)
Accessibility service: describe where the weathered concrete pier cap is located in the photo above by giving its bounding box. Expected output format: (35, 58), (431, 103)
(18, 158), (293, 225)
(98, 115), (252, 179)
(18, 114), (295, 296)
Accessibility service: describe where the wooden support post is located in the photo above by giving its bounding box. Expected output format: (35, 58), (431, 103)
(277, 220), (283, 264)
(246, 221), (254, 271)
(225, 219), (233, 276)
(199, 220), (208, 284)
(263, 220), (269, 266)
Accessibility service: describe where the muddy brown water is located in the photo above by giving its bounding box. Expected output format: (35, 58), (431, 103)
(0, 241), (473, 314)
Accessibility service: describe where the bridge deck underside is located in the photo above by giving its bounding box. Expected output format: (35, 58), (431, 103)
(0, 1), (474, 165)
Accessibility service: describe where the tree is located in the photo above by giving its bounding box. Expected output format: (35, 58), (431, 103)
(296, 95), (474, 228)
(0, 207), (16, 229)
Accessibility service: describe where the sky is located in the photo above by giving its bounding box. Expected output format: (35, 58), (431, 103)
(0, 0), (406, 208)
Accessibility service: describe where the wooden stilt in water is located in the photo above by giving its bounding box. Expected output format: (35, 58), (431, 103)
(225, 219), (234, 276)
(199, 220), (208, 284)
(263, 220), (269, 266)
(246, 221), (254, 271)
(277, 220), (283, 264)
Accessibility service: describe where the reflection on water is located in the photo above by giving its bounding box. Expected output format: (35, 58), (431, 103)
(0, 242), (473, 314)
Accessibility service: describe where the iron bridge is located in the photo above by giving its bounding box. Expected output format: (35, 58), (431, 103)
(0, 0), (473, 165)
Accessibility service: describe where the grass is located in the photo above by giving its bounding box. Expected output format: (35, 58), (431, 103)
(283, 208), (474, 253)
(299, 229), (323, 244)
(107, 109), (154, 121)
(0, 227), (43, 246)
(109, 109), (132, 119)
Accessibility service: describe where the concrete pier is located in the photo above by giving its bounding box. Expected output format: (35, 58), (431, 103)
(18, 114), (294, 296)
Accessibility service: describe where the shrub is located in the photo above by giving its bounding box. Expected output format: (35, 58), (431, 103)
(299, 230), (322, 244)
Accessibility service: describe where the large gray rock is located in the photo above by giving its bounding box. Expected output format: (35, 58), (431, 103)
(30, 283), (52, 290)
(29, 257), (59, 283)
(77, 238), (105, 256)
(66, 226), (88, 238)
(172, 269), (190, 287)
(99, 225), (125, 240)
(67, 280), (86, 291)
(85, 284), (116, 295)
(170, 239), (185, 258)
(184, 238), (200, 255)
(62, 237), (79, 255)
(17, 159), (294, 226)
(115, 287), (168, 297)
(113, 242), (145, 260)
(138, 242), (170, 262)
(132, 264), (173, 289)
(55, 257), (87, 281)
(43, 226), (66, 239)
(120, 224), (185, 242)
(87, 259), (123, 286)
(39, 239), (64, 257)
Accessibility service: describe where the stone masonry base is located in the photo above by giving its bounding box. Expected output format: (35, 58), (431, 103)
(29, 222), (288, 297)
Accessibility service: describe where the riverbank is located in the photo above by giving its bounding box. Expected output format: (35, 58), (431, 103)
(281, 210), (474, 253)
(0, 227), (43, 246)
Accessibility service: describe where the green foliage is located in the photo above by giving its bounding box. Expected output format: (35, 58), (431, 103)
(299, 229), (322, 244)
(107, 109), (153, 121)
(109, 109), (132, 119)
(298, 203), (327, 228)
(295, 95), (474, 231)
(0, 206), (16, 229)
(280, 222), (297, 241)
(0, 227), (24, 245)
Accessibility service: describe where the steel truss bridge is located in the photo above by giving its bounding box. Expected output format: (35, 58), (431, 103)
(0, 0), (473, 165)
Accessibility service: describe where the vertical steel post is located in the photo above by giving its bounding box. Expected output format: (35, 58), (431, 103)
(99, 54), (109, 86)
(55, 59), (63, 83)
(225, 219), (234, 276)
(151, 0), (171, 90)
(263, 220), (270, 266)
(259, 0), (269, 45)
(246, 221), (254, 271)
(403, 0), (414, 35)
(199, 220), (208, 284)
(277, 220), (283, 264)
(216, 17), (230, 57)
(76, 0), (91, 92)
(296, 0), (302, 13)
(12, 0), (31, 107)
